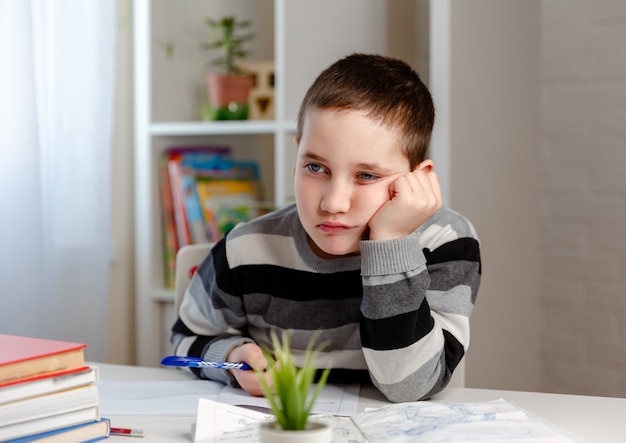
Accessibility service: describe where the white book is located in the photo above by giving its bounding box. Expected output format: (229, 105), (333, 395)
(0, 406), (100, 442)
(0, 367), (99, 406)
(0, 383), (99, 427)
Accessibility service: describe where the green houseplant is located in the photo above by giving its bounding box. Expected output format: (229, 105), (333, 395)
(202, 16), (254, 120)
(255, 330), (333, 443)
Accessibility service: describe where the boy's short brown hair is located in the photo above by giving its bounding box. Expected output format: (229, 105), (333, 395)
(296, 53), (435, 169)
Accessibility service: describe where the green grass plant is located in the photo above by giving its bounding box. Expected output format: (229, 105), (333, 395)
(255, 329), (331, 431)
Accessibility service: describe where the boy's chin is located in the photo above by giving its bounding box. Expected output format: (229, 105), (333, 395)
(308, 237), (360, 259)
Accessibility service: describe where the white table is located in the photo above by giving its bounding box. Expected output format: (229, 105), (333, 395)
(95, 362), (626, 443)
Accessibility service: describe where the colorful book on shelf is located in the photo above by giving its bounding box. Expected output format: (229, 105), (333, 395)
(160, 146), (231, 288)
(5, 417), (110, 443)
(0, 408), (102, 442)
(192, 158), (263, 241)
(196, 177), (260, 241)
(179, 153), (245, 241)
(0, 335), (87, 387)
(164, 147), (231, 246)
(0, 366), (98, 406)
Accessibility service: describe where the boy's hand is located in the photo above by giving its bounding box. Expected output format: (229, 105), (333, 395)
(227, 343), (272, 397)
(368, 166), (442, 241)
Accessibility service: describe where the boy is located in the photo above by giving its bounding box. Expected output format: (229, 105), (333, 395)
(172, 53), (481, 402)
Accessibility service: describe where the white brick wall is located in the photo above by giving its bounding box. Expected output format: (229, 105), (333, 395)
(542, 0), (626, 396)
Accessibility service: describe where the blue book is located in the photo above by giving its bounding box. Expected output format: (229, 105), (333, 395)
(5, 418), (110, 443)
(181, 172), (209, 244)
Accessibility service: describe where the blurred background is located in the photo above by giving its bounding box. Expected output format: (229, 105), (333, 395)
(2, 0), (625, 399)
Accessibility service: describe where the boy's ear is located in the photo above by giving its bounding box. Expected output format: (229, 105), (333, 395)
(417, 159), (434, 172)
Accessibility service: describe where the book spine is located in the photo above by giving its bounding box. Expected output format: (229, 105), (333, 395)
(167, 155), (192, 248)
(159, 156), (178, 289)
(181, 171), (208, 244)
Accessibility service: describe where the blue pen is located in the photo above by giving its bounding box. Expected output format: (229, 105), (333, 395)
(160, 355), (253, 370)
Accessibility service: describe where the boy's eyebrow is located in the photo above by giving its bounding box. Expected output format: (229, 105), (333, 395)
(302, 151), (391, 173)
(355, 161), (390, 172)
(300, 151), (326, 162)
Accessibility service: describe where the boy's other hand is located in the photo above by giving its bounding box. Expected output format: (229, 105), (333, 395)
(227, 343), (272, 397)
(368, 166), (442, 241)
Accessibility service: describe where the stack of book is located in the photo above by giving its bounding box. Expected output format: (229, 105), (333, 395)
(0, 334), (109, 442)
(160, 145), (271, 288)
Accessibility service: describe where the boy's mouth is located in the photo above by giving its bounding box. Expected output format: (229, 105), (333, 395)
(318, 222), (351, 233)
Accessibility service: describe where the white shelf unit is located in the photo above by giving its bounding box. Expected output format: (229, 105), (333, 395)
(133, 0), (390, 366)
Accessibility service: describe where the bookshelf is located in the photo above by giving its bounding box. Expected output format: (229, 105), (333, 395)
(133, 0), (391, 366)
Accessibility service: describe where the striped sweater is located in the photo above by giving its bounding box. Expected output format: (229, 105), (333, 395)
(171, 203), (481, 402)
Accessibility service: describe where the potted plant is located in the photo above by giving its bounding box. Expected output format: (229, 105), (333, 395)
(202, 16), (254, 120)
(255, 330), (333, 443)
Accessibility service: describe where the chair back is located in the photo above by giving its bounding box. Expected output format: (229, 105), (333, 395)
(173, 243), (214, 321)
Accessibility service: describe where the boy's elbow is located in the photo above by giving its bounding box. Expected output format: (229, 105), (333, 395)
(375, 381), (437, 403)
(374, 370), (452, 403)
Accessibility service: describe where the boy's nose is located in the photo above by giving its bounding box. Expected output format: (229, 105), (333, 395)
(320, 180), (351, 214)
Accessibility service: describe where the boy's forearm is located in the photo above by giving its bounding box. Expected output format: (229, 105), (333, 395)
(359, 231), (480, 402)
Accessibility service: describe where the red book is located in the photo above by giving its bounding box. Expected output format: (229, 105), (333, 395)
(0, 335), (87, 387)
(167, 152), (193, 249)
(159, 155), (178, 289)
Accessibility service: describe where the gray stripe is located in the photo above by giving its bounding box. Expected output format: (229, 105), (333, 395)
(361, 272), (429, 319)
(371, 351), (447, 402)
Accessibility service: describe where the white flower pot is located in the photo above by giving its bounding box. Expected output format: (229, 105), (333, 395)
(259, 420), (332, 443)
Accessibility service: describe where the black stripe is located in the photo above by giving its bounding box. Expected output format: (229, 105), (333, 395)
(424, 237), (481, 274)
(233, 265), (362, 301)
(360, 302), (433, 350)
(442, 329), (465, 371)
(172, 318), (194, 336)
(205, 238), (364, 302)
(323, 368), (372, 385)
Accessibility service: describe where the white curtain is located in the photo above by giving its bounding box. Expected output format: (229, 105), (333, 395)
(0, 1), (115, 361)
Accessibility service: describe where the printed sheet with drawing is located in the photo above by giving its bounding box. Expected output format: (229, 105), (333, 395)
(351, 398), (586, 443)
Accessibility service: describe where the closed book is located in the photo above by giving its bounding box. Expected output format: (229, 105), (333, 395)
(0, 367), (98, 405)
(0, 335), (86, 386)
(164, 146), (231, 249)
(0, 407), (100, 442)
(167, 153), (193, 248)
(3, 417), (110, 443)
(0, 384), (99, 427)
(159, 154), (178, 289)
(181, 171), (209, 244)
(195, 177), (259, 240)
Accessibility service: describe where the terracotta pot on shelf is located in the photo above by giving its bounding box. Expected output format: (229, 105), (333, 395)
(205, 73), (253, 121)
(259, 420), (332, 443)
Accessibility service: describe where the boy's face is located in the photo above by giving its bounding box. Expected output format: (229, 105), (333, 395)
(294, 108), (411, 258)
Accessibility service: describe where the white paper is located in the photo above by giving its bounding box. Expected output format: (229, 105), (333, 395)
(194, 398), (366, 443)
(98, 380), (223, 415)
(98, 380), (360, 417)
(351, 398), (586, 443)
(215, 383), (360, 417)
(194, 398), (272, 443)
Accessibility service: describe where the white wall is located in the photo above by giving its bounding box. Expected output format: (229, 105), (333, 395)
(431, 0), (542, 391)
(541, 0), (626, 397)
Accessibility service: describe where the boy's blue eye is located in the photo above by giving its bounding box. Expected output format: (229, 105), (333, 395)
(306, 163), (325, 173)
(358, 172), (377, 181)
